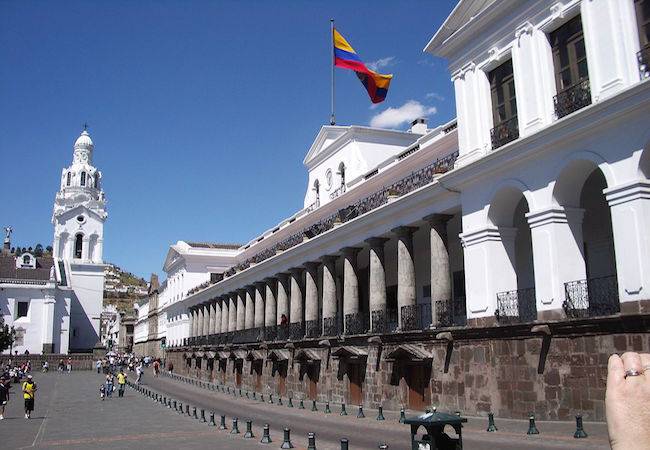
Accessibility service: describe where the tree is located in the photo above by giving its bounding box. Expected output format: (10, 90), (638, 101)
(0, 319), (14, 353)
(34, 244), (44, 257)
(15, 247), (22, 256)
(45, 246), (53, 255)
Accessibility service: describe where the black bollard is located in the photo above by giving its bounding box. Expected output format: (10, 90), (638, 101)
(278, 397), (283, 406)
(357, 405), (365, 419)
(299, 399), (305, 409)
(200, 409), (206, 423)
(307, 432), (316, 450)
(253, 392), (257, 400)
(230, 417), (240, 434)
(178, 402), (183, 414)
(287, 397), (294, 408)
(325, 402), (331, 414)
(244, 419), (255, 438)
(376, 406), (385, 421)
(340, 438), (349, 450)
(209, 412), (216, 426)
(173, 400), (177, 411)
(246, 391), (250, 399)
(311, 400), (318, 412)
(260, 394), (265, 403)
(340, 403), (348, 416)
(186, 404), (191, 416)
(192, 406), (198, 419)
(280, 427), (294, 449)
(269, 394), (274, 404)
(239, 388), (243, 397)
(399, 407), (406, 423)
(219, 414), (227, 430)
(487, 412), (498, 432)
(574, 415), (588, 438)
(527, 413), (540, 435)
(260, 423), (272, 444)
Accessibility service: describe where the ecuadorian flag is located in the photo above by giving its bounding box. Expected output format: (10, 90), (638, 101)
(333, 28), (392, 104)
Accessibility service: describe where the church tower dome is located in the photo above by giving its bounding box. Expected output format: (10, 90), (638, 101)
(74, 129), (94, 150)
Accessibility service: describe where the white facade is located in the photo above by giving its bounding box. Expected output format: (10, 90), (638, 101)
(1, 129), (108, 354)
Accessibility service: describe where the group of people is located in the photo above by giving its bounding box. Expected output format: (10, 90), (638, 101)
(0, 373), (37, 420)
(99, 370), (127, 400)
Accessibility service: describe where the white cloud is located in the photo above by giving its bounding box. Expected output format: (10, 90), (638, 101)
(426, 92), (445, 101)
(417, 58), (436, 67)
(370, 100), (437, 129)
(367, 56), (396, 72)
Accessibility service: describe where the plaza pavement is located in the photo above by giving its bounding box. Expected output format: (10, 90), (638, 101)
(0, 369), (612, 449)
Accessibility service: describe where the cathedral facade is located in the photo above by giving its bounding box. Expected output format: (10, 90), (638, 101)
(0, 129), (107, 354)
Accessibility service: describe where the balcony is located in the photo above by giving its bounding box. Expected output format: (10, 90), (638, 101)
(344, 312), (369, 335)
(495, 288), (536, 324)
(322, 316), (340, 337)
(554, 79), (591, 119)
(563, 275), (619, 319)
(304, 319), (321, 338)
(289, 322), (304, 340)
(490, 116), (519, 149)
(370, 309), (398, 333)
(232, 327), (263, 344)
(638, 44), (650, 79)
(435, 297), (467, 328)
(400, 303), (432, 332)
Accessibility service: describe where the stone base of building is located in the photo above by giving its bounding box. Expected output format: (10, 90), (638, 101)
(0, 353), (95, 370)
(41, 343), (55, 354)
(167, 313), (649, 421)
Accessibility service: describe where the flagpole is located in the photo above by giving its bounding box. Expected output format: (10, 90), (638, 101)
(330, 18), (336, 126)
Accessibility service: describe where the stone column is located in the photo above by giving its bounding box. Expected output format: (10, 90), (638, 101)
(236, 290), (246, 331)
(365, 238), (388, 332)
(321, 256), (337, 335)
(425, 215), (452, 328)
(304, 262), (319, 336)
(289, 268), (303, 327)
(229, 293), (238, 332)
(203, 303), (211, 336)
(341, 247), (360, 334)
(393, 227), (417, 329)
(193, 307), (199, 337)
(197, 305), (204, 337)
(264, 278), (276, 328)
(42, 294), (56, 353)
(188, 307), (195, 338)
(276, 273), (289, 325)
(254, 282), (265, 328)
(220, 296), (229, 333)
(245, 286), (255, 329)
(213, 299), (222, 334)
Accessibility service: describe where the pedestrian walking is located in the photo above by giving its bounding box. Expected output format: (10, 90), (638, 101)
(116, 370), (127, 398)
(153, 359), (160, 377)
(135, 363), (143, 384)
(0, 377), (9, 420)
(57, 359), (64, 372)
(95, 359), (102, 374)
(66, 358), (72, 374)
(22, 374), (37, 419)
(105, 375), (114, 398)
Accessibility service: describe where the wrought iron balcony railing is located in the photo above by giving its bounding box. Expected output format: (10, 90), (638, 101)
(344, 312), (369, 335)
(304, 319), (321, 338)
(495, 287), (537, 324)
(264, 325), (277, 342)
(329, 184), (346, 200)
(400, 303), (432, 332)
(276, 323), (289, 341)
(638, 44), (650, 79)
(289, 322), (304, 340)
(232, 327), (263, 344)
(434, 297), (467, 328)
(563, 275), (619, 318)
(370, 309), (399, 333)
(554, 78), (591, 119)
(322, 316), (340, 337)
(490, 116), (519, 149)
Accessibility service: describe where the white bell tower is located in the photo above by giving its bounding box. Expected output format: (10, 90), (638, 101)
(52, 127), (108, 352)
(52, 127), (107, 262)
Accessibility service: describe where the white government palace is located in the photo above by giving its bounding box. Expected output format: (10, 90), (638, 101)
(132, 0), (649, 420)
(1, 130), (107, 354)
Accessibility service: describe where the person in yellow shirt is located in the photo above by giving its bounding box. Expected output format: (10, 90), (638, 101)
(116, 370), (127, 398)
(22, 375), (37, 419)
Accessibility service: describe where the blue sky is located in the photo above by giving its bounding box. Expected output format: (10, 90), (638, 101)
(0, 0), (458, 280)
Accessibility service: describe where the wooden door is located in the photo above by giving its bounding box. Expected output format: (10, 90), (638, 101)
(277, 374), (286, 396)
(349, 364), (363, 405)
(254, 361), (262, 392)
(308, 367), (318, 400)
(235, 360), (243, 387)
(406, 365), (426, 411)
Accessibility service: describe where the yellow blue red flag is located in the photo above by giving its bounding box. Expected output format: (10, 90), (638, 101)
(333, 29), (392, 104)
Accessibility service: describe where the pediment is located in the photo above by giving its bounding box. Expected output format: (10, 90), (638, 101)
(384, 344), (432, 362)
(55, 204), (104, 223)
(294, 348), (321, 362)
(331, 346), (368, 359)
(163, 247), (184, 272)
(303, 126), (349, 167)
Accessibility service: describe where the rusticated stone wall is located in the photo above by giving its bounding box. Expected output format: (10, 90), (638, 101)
(166, 323), (649, 421)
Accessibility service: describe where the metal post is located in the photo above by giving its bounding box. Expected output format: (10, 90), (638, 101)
(340, 438), (349, 450)
(278, 397), (283, 406)
(325, 402), (331, 414)
(287, 397), (294, 408)
(340, 403), (348, 416)
(219, 414), (227, 430)
(230, 418), (240, 434)
(244, 419), (255, 438)
(209, 412), (216, 426)
(200, 408), (206, 422)
(376, 406), (385, 421)
(299, 399), (305, 410)
(307, 432), (316, 450)
(487, 412), (497, 432)
(527, 413), (539, 435)
(357, 405), (365, 418)
(399, 407), (406, 423)
(192, 406), (198, 419)
(574, 415), (588, 438)
(281, 427), (294, 449)
(330, 19), (336, 126)
(311, 400), (318, 412)
(260, 423), (272, 444)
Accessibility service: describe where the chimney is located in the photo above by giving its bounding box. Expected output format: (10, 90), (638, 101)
(410, 118), (428, 134)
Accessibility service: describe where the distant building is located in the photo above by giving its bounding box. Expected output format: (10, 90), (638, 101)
(1, 129), (107, 354)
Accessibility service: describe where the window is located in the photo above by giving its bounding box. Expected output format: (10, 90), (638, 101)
(338, 162), (346, 187)
(66, 172), (71, 186)
(74, 234), (83, 259)
(550, 15), (591, 118)
(17, 302), (29, 318)
(80, 172), (86, 186)
(313, 179), (320, 205)
(489, 59), (519, 148)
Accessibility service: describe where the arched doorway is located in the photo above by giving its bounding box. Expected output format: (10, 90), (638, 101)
(553, 160), (618, 316)
(488, 186), (536, 322)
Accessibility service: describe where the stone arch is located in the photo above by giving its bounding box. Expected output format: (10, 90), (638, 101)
(639, 144), (650, 180)
(487, 179), (533, 227)
(551, 151), (614, 208)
